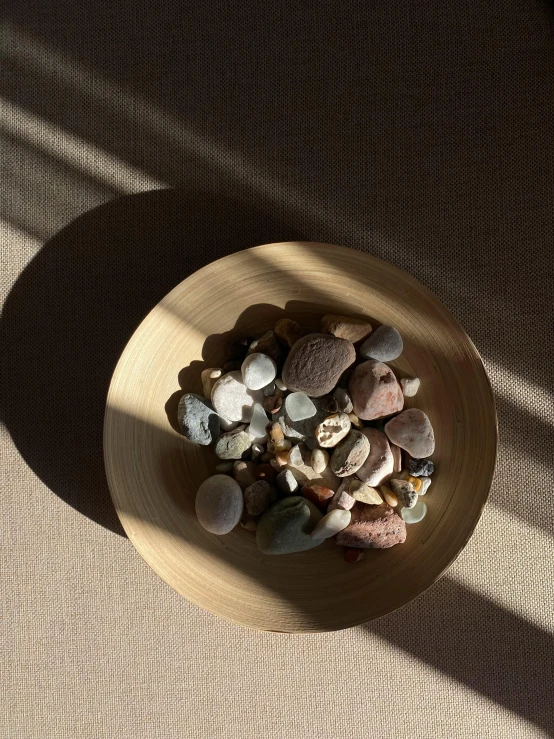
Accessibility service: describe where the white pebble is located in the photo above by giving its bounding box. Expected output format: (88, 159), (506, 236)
(211, 371), (264, 423)
(247, 403), (270, 443)
(419, 476), (432, 495)
(275, 378), (287, 391)
(241, 352), (277, 390)
(310, 508), (351, 539)
(311, 448), (329, 474)
(401, 376), (420, 397)
(285, 392), (317, 422)
(401, 500), (427, 523)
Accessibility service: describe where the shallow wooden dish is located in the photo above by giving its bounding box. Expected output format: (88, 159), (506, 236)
(104, 242), (497, 632)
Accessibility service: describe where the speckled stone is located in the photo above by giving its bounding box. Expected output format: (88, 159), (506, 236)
(177, 393), (220, 445)
(335, 501), (407, 549)
(389, 478), (418, 508)
(256, 496), (323, 554)
(330, 430), (371, 477)
(211, 370), (264, 423)
(385, 409), (435, 459)
(355, 427), (394, 486)
(320, 314), (373, 343)
(359, 325), (403, 362)
(195, 474), (243, 535)
(408, 457), (435, 477)
(244, 480), (277, 516)
(214, 426), (252, 459)
(282, 333), (356, 398)
(348, 360), (404, 421)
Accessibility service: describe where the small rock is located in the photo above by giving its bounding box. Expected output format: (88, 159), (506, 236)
(215, 427), (252, 459)
(256, 496), (323, 554)
(261, 452), (273, 463)
(333, 387), (353, 413)
(201, 368), (223, 400)
(389, 479), (418, 508)
(195, 474), (244, 534)
(407, 475), (422, 493)
(215, 462), (234, 474)
(242, 352), (277, 391)
(211, 370), (264, 423)
(177, 393), (220, 445)
(275, 318), (303, 348)
(247, 403), (270, 443)
(267, 438), (292, 455)
(327, 483), (356, 512)
(379, 485), (398, 508)
(335, 502), (407, 549)
(247, 330), (282, 364)
(330, 430), (371, 477)
(385, 409), (435, 458)
(348, 360), (404, 421)
(344, 547), (364, 562)
(311, 448), (329, 474)
(418, 476), (432, 495)
(251, 443), (264, 461)
(222, 359), (243, 372)
(390, 444), (402, 473)
(263, 381), (276, 396)
(262, 395), (283, 414)
(244, 480), (276, 516)
(350, 479), (383, 505)
(233, 460), (257, 489)
(408, 457), (435, 477)
(285, 392), (317, 422)
(320, 314), (373, 343)
(401, 500), (427, 524)
(255, 463), (277, 485)
(301, 483), (335, 510)
(286, 442), (339, 491)
(310, 508), (351, 539)
(401, 376), (420, 397)
(275, 378), (287, 391)
(282, 333), (356, 398)
(360, 325), (403, 362)
(356, 428), (394, 486)
(315, 412), (351, 448)
(269, 422), (284, 443)
(276, 469), (299, 496)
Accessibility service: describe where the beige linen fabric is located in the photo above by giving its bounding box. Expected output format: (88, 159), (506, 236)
(1, 2), (553, 737)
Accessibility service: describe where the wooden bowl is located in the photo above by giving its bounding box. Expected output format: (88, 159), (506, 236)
(104, 242), (497, 632)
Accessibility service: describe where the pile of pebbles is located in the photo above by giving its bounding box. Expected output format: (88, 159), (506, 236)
(177, 316), (436, 561)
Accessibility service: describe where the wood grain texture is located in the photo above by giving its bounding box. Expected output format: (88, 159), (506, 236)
(103, 242), (497, 632)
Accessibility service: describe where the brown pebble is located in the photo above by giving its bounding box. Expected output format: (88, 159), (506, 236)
(301, 484), (335, 510)
(233, 460), (257, 489)
(269, 422), (284, 443)
(275, 450), (290, 466)
(321, 314), (373, 343)
(255, 463), (277, 484)
(275, 318), (303, 348)
(244, 480), (276, 516)
(344, 547), (365, 563)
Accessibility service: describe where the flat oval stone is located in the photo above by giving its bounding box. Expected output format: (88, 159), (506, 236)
(355, 427), (394, 486)
(177, 393), (220, 445)
(320, 314), (373, 343)
(348, 360), (404, 421)
(195, 474), (243, 534)
(418, 476), (432, 495)
(310, 508), (351, 539)
(384, 409), (435, 458)
(360, 325), (403, 362)
(241, 352), (277, 391)
(211, 370), (264, 423)
(311, 448), (329, 474)
(336, 501), (406, 549)
(214, 427), (252, 459)
(256, 496), (323, 554)
(330, 430), (371, 477)
(282, 333), (356, 398)
(401, 500), (427, 523)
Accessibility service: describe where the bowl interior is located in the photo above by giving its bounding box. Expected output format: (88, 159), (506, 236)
(104, 242), (497, 632)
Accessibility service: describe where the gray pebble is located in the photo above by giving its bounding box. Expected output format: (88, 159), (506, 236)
(389, 478), (418, 508)
(409, 458), (435, 477)
(214, 426), (252, 459)
(360, 325), (403, 362)
(256, 496), (323, 554)
(195, 474), (244, 534)
(330, 430), (371, 477)
(177, 393), (220, 445)
(276, 469), (299, 496)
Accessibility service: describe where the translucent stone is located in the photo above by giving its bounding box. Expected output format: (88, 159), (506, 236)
(285, 392), (317, 422)
(401, 500), (427, 524)
(247, 403), (270, 443)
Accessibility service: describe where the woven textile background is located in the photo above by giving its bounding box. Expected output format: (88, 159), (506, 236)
(1, 2), (553, 737)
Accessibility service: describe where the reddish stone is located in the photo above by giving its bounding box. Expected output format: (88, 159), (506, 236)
(301, 483), (335, 510)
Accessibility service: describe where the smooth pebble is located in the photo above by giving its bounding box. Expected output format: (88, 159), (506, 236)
(320, 314), (373, 343)
(241, 352), (277, 391)
(285, 392), (317, 422)
(348, 360), (404, 420)
(211, 370), (264, 423)
(401, 500), (427, 523)
(359, 325), (403, 362)
(214, 426), (252, 459)
(401, 376), (420, 397)
(385, 409), (435, 458)
(310, 509), (352, 539)
(256, 496), (323, 554)
(311, 448), (329, 474)
(195, 474), (243, 534)
(247, 403), (270, 443)
(349, 479), (383, 505)
(275, 378), (287, 391)
(389, 478), (418, 508)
